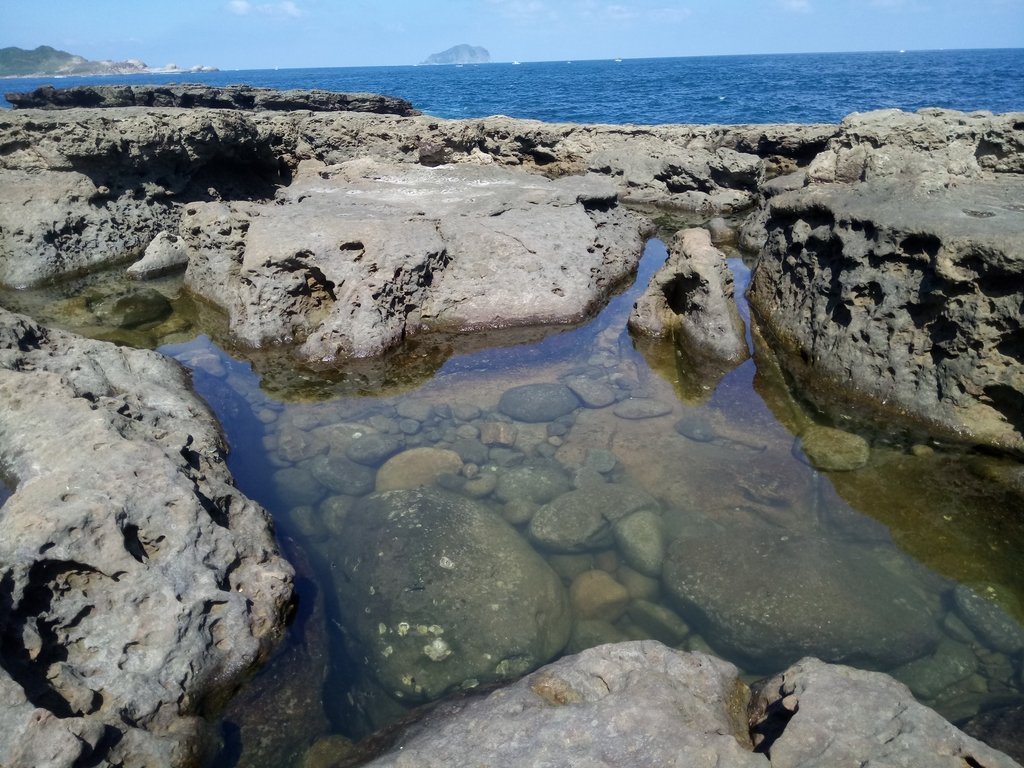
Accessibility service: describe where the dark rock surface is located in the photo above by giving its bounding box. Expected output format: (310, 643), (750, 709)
(5, 84), (419, 115)
(0, 308), (294, 767)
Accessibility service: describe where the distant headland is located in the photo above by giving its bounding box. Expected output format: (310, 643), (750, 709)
(0, 45), (217, 78)
(420, 44), (491, 65)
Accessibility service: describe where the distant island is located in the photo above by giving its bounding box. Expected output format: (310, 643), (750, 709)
(0, 45), (217, 78)
(420, 44), (491, 66)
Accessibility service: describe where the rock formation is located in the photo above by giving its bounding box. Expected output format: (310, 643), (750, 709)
(359, 641), (1020, 767)
(747, 109), (1024, 453)
(0, 308), (294, 766)
(5, 84), (417, 115)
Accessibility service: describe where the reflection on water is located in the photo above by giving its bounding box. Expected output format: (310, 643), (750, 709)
(4, 238), (1023, 766)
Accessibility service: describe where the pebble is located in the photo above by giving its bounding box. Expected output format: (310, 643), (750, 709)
(498, 383), (580, 423)
(613, 398), (673, 420)
(375, 447), (464, 492)
(569, 570), (630, 622)
(796, 425), (870, 471)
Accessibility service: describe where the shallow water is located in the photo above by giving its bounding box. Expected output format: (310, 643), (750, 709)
(5, 237), (1024, 766)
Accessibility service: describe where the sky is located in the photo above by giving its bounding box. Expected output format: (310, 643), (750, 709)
(3, 0), (1023, 70)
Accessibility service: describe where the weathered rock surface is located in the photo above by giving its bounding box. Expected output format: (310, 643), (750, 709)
(366, 642), (762, 768)
(629, 226), (749, 366)
(332, 489), (570, 716)
(361, 641), (1021, 768)
(750, 656), (1020, 767)
(0, 96), (833, 292)
(748, 108), (1024, 453)
(181, 159), (648, 361)
(0, 308), (294, 767)
(5, 84), (419, 115)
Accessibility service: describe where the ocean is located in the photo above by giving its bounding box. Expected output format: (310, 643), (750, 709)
(2, 47), (1023, 124)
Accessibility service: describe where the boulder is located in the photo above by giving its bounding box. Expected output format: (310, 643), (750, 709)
(0, 309), (293, 767)
(126, 231), (190, 279)
(365, 642), (763, 768)
(498, 383), (580, 423)
(332, 489), (570, 714)
(629, 227), (749, 369)
(361, 642), (1022, 767)
(663, 530), (942, 670)
(182, 161), (648, 362)
(747, 109), (1024, 453)
(750, 656), (1019, 767)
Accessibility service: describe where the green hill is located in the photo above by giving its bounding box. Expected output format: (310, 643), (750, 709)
(0, 45), (87, 76)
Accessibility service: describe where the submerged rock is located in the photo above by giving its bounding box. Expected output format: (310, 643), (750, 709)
(333, 489), (570, 713)
(663, 530), (942, 670)
(795, 424), (870, 471)
(498, 382), (581, 423)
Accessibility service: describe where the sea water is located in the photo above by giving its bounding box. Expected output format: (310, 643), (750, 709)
(3, 48), (1023, 123)
(1, 49), (1023, 766)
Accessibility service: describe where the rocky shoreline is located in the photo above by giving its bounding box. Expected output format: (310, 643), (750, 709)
(0, 85), (1022, 766)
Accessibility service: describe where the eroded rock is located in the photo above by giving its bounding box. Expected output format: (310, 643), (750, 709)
(0, 309), (294, 767)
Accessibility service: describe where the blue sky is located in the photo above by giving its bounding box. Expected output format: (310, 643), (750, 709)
(3, 0), (1023, 69)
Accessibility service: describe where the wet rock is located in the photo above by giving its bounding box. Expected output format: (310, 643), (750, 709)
(529, 484), (660, 553)
(566, 620), (631, 654)
(663, 530), (942, 669)
(629, 228), (749, 369)
(365, 642), (762, 768)
(451, 437), (489, 465)
(498, 383), (580, 423)
(308, 453), (377, 497)
(274, 466), (327, 508)
(345, 433), (405, 466)
(613, 509), (665, 577)
(127, 231), (190, 279)
(375, 447), (463, 492)
(612, 398), (673, 420)
(890, 639), (979, 701)
(0, 309), (293, 766)
(964, 704), (1024, 764)
(627, 600), (691, 646)
(795, 424), (870, 471)
(93, 287), (173, 329)
(706, 216), (737, 245)
(478, 421), (518, 447)
(333, 489), (570, 709)
(562, 374), (617, 408)
(952, 585), (1024, 655)
(494, 462), (572, 505)
(616, 565), (661, 601)
(750, 656), (1019, 767)
(569, 570), (630, 622)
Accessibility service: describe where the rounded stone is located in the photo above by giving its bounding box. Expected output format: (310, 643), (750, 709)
(498, 383), (580, 423)
(494, 463), (572, 505)
(563, 374), (617, 409)
(569, 570), (630, 622)
(662, 531), (941, 669)
(376, 447), (464, 492)
(796, 425), (870, 471)
(309, 453), (376, 496)
(613, 510), (666, 578)
(345, 433), (405, 466)
(334, 489), (571, 703)
(613, 398), (673, 420)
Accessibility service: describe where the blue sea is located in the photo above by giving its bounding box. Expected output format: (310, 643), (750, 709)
(2, 47), (1022, 124)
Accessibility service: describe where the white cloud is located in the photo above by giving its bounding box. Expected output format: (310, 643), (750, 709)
(227, 0), (302, 17)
